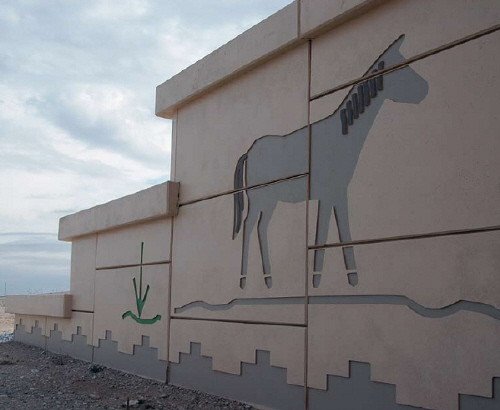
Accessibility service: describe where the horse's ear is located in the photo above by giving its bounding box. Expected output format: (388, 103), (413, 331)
(392, 34), (405, 50)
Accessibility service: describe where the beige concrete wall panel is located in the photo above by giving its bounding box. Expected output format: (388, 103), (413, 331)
(175, 44), (309, 203)
(47, 312), (93, 344)
(70, 235), (96, 311)
(308, 304), (500, 410)
(170, 113), (178, 181)
(301, 0), (386, 38)
(308, 31), (500, 246)
(309, 0), (500, 96)
(16, 314), (47, 336)
(155, 2), (299, 118)
(308, 230), (500, 310)
(93, 264), (169, 360)
(59, 181), (179, 241)
(96, 219), (172, 269)
(170, 318), (305, 386)
(171, 178), (307, 324)
(6, 294), (71, 318)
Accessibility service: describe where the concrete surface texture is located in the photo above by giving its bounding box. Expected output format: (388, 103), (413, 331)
(9, 0), (500, 409)
(171, 177), (308, 324)
(170, 343), (305, 410)
(46, 311), (94, 345)
(93, 331), (168, 381)
(174, 43), (309, 203)
(93, 264), (170, 360)
(58, 181), (179, 241)
(6, 294), (72, 318)
(308, 304), (500, 410)
(46, 325), (94, 362)
(169, 318), (305, 386)
(70, 235), (97, 312)
(156, 1), (301, 119)
(95, 218), (172, 268)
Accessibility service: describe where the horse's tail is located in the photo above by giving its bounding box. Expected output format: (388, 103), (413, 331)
(233, 153), (248, 239)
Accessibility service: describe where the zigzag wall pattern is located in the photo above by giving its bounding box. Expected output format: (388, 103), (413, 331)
(14, 324), (500, 410)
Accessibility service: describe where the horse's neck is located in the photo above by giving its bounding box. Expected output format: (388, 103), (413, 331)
(349, 93), (385, 152)
(313, 92), (386, 157)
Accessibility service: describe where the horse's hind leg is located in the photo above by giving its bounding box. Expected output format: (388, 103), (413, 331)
(335, 193), (358, 287)
(257, 208), (275, 289)
(241, 204), (260, 289)
(313, 201), (333, 288)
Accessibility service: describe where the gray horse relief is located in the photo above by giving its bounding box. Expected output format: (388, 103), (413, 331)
(232, 35), (428, 289)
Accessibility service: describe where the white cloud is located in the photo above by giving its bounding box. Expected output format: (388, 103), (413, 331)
(0, 0), (293, 294)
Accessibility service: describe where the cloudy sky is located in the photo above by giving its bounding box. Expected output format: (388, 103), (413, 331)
(0, 0), (292, 295)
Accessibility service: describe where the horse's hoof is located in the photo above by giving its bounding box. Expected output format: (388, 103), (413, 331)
(264, 276), (272, 289)
(348, 272), (358, 287)
(313, 274), (322, 288)
(240, 277), (247, 289)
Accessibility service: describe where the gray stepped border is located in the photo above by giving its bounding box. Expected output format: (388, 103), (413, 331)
(170, 342), (304, 410)
(14, 323), (167, 381)
(310, 362), (500, 410)
(13, 325), (500, 410)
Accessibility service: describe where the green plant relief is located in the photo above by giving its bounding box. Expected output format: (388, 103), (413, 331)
(122, 242), (162, 325)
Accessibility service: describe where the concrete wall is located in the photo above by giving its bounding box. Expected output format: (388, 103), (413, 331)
(13, 0), (500, 409)
(7, 294), (71, 318)
(15, 212), (172, 379)
(14, 183), (175, 380)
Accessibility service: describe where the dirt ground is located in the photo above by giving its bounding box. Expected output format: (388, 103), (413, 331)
(0, 341), (256, 410)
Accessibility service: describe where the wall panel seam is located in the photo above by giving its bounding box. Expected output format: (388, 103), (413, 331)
(311, 23), (500, 101)
(179, 173), (309, 207)
(309, 225), (500, 250)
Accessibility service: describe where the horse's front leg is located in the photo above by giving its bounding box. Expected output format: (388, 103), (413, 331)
(313, 201), (333, 288)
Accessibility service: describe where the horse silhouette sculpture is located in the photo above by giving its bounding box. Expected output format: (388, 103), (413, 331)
(232, 35), (428, 289)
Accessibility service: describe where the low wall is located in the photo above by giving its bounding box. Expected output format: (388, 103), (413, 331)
(7, 294), (72, 318)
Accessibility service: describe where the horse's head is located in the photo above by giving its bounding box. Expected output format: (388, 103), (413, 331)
(375, 35), (428, 104)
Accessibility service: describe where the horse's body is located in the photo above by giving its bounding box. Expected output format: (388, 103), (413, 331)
(233, 35), (428, 289)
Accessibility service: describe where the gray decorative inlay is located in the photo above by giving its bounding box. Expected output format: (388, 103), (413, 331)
(175, 295), (500, 321)
(93, 331), (167, 382)
(46, 325), (93, 362)
(170, 342), (304, 410)
(14, 326), (167, 382)
(175, 296), (305, 313)
(14, 322), (46, 350)
(309, 361), (426, 410)
(460, 378), (500, 409)
(310, 361), (500, 410)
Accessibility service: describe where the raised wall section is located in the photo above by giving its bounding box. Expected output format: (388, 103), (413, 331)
(11, 182), (177, 381)
(12, 1), (500, 409)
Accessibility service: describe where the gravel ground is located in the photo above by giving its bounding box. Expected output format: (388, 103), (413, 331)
(0, 341), (256, 410)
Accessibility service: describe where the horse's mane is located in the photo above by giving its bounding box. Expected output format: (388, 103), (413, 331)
(325, 34), (406, 121)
